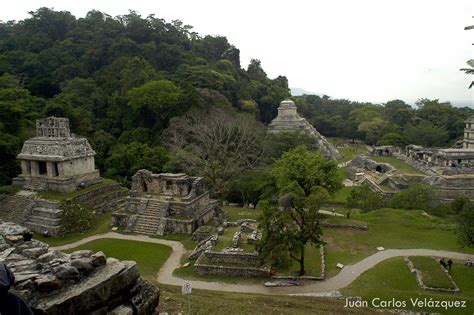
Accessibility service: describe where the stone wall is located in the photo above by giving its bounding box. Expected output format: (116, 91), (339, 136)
(202, 251), (261, 267)
(194, 263), (269, 277)
(73, 184), (127, 214)
(0, 221), (160, 314)
(405, 258), (459, 293)
(321, 221), (368, 231)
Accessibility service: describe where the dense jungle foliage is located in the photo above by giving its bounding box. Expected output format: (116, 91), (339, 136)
(1, 8), (472, 194)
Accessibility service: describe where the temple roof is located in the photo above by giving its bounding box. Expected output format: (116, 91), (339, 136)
(17, 116), (96, 161)
(17, 137), (96, 161)
(466, 115), (474, 123)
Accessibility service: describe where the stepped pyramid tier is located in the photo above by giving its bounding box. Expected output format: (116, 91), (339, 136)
(113, 170), (223, 236)
(268, 99), (342, 160)
(12, 116), (100, 193)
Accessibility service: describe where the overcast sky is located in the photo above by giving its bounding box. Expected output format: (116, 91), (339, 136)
(1, 0), (473, 106)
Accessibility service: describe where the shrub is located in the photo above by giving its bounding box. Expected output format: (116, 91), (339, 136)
(60, 201), (94, 234)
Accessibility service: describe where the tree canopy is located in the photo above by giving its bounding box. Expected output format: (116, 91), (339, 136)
(257, 146), (342, 275)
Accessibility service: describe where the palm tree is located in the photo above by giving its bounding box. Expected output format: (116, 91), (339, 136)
(460, 21), (473, 88)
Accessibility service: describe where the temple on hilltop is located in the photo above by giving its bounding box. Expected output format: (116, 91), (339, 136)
(12, 116), (101, 193)
(112, 170), (222, 236)
(268, 99), (342, 160)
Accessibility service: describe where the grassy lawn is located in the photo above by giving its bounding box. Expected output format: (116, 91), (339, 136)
(37, 178), (117, 201)
(342, 258), (474, 314)
(213, 226), (255, 253)
(64, 238), (172, 279)
(323, 208), (473, 278)
(152, 233), (196, 251)
(277, 244), (322, 277)
(158, 284), (377, 315)
(0, 185), (21, 193)
(370, 156), (424, 175)
(322, 215), (367, 227)
(409, 256), (456, 289)
(34, 212), (113, 246)
(224, 206), (262, 222)
(326, 186), (355, 205)
(327, 138), (368, 162)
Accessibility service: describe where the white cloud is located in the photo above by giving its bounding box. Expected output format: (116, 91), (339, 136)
(1, 0), (473, 105)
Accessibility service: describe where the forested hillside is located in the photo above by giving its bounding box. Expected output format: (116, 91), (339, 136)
(295, 96), (473, 147)
(0, 8), (289, 185)
(1, 8), (472, 191)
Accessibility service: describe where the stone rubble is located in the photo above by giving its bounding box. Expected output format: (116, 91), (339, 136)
(0, 220), (160, 314)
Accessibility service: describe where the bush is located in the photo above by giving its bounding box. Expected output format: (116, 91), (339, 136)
(60, 201), (94, 234)
(389, 184), (436, 210)
(346, 185), (386, 212)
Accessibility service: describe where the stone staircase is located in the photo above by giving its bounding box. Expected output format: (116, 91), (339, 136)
(73, 185), (128, 214)
(132, 200), (169, 236)
(23, 178), (47, 191)
(23, 206), (62, 235)
(0, 194), (35, 224)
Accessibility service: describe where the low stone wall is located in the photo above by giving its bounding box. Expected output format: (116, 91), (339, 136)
(193, 249), (269, 277)
(72, 183), (123, 202)
(203, 251), (261, 267)
(321, 221), (368, 231)
(194, 262), (269, 277)
(224, 219), (257, 227)
(405, 257), (459, 293)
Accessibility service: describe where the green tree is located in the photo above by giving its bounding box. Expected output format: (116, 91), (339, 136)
(389, 184), (435, 210)
(105, 142), (169, 185)
(456, 204), (474, 247)
(346, 185), (386, 212)
(257, 146), (342, 275)
(162, 108), (265, 198)
(60, 201), (93, 234)
(127, 80), (183, 128)
(403, 120), (449, 147)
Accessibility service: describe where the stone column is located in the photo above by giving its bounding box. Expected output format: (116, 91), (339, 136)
(46, 162), (54, 177)
(20, 160), (30, 175)
(30, 161), (39, 176)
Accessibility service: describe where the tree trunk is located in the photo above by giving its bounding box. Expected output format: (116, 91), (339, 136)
(299, 244), (306, 276)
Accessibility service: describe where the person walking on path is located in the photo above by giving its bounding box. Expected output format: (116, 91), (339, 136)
(440, 258), (447, 269)
(447, 258), (453, 271)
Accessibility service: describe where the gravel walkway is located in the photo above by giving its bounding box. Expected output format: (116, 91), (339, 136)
(53, 232), (474, 295)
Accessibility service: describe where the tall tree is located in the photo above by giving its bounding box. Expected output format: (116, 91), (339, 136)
(162, 108), (266, 198)
(257, 146), (342, 275)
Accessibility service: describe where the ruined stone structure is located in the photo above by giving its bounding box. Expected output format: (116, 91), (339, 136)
(405, 116), (474, 170)
(371, 145), (396, 156)
(13, 117), (100, 193)
(268, 99), (342, 160)
(346, 155), (404, 196)
(113, 170), (221, 236)
(0, 221), (160, 314)
(346, 116), (474, 201)
(405, 145), (474, 169)
(463, 115), (474, 149)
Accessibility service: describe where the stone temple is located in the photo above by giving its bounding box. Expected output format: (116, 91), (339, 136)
(12, 117), (100, 193)
(113, 170), (222, 236)
(268, 99), (342, 159)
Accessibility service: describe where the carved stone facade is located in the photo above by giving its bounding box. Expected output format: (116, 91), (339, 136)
(113, 170), (221, 236)
(12, 117), (100, 193)
(268, 99), (342, 160)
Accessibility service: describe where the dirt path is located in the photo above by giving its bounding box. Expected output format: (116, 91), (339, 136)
(53, 232), (474, 295)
